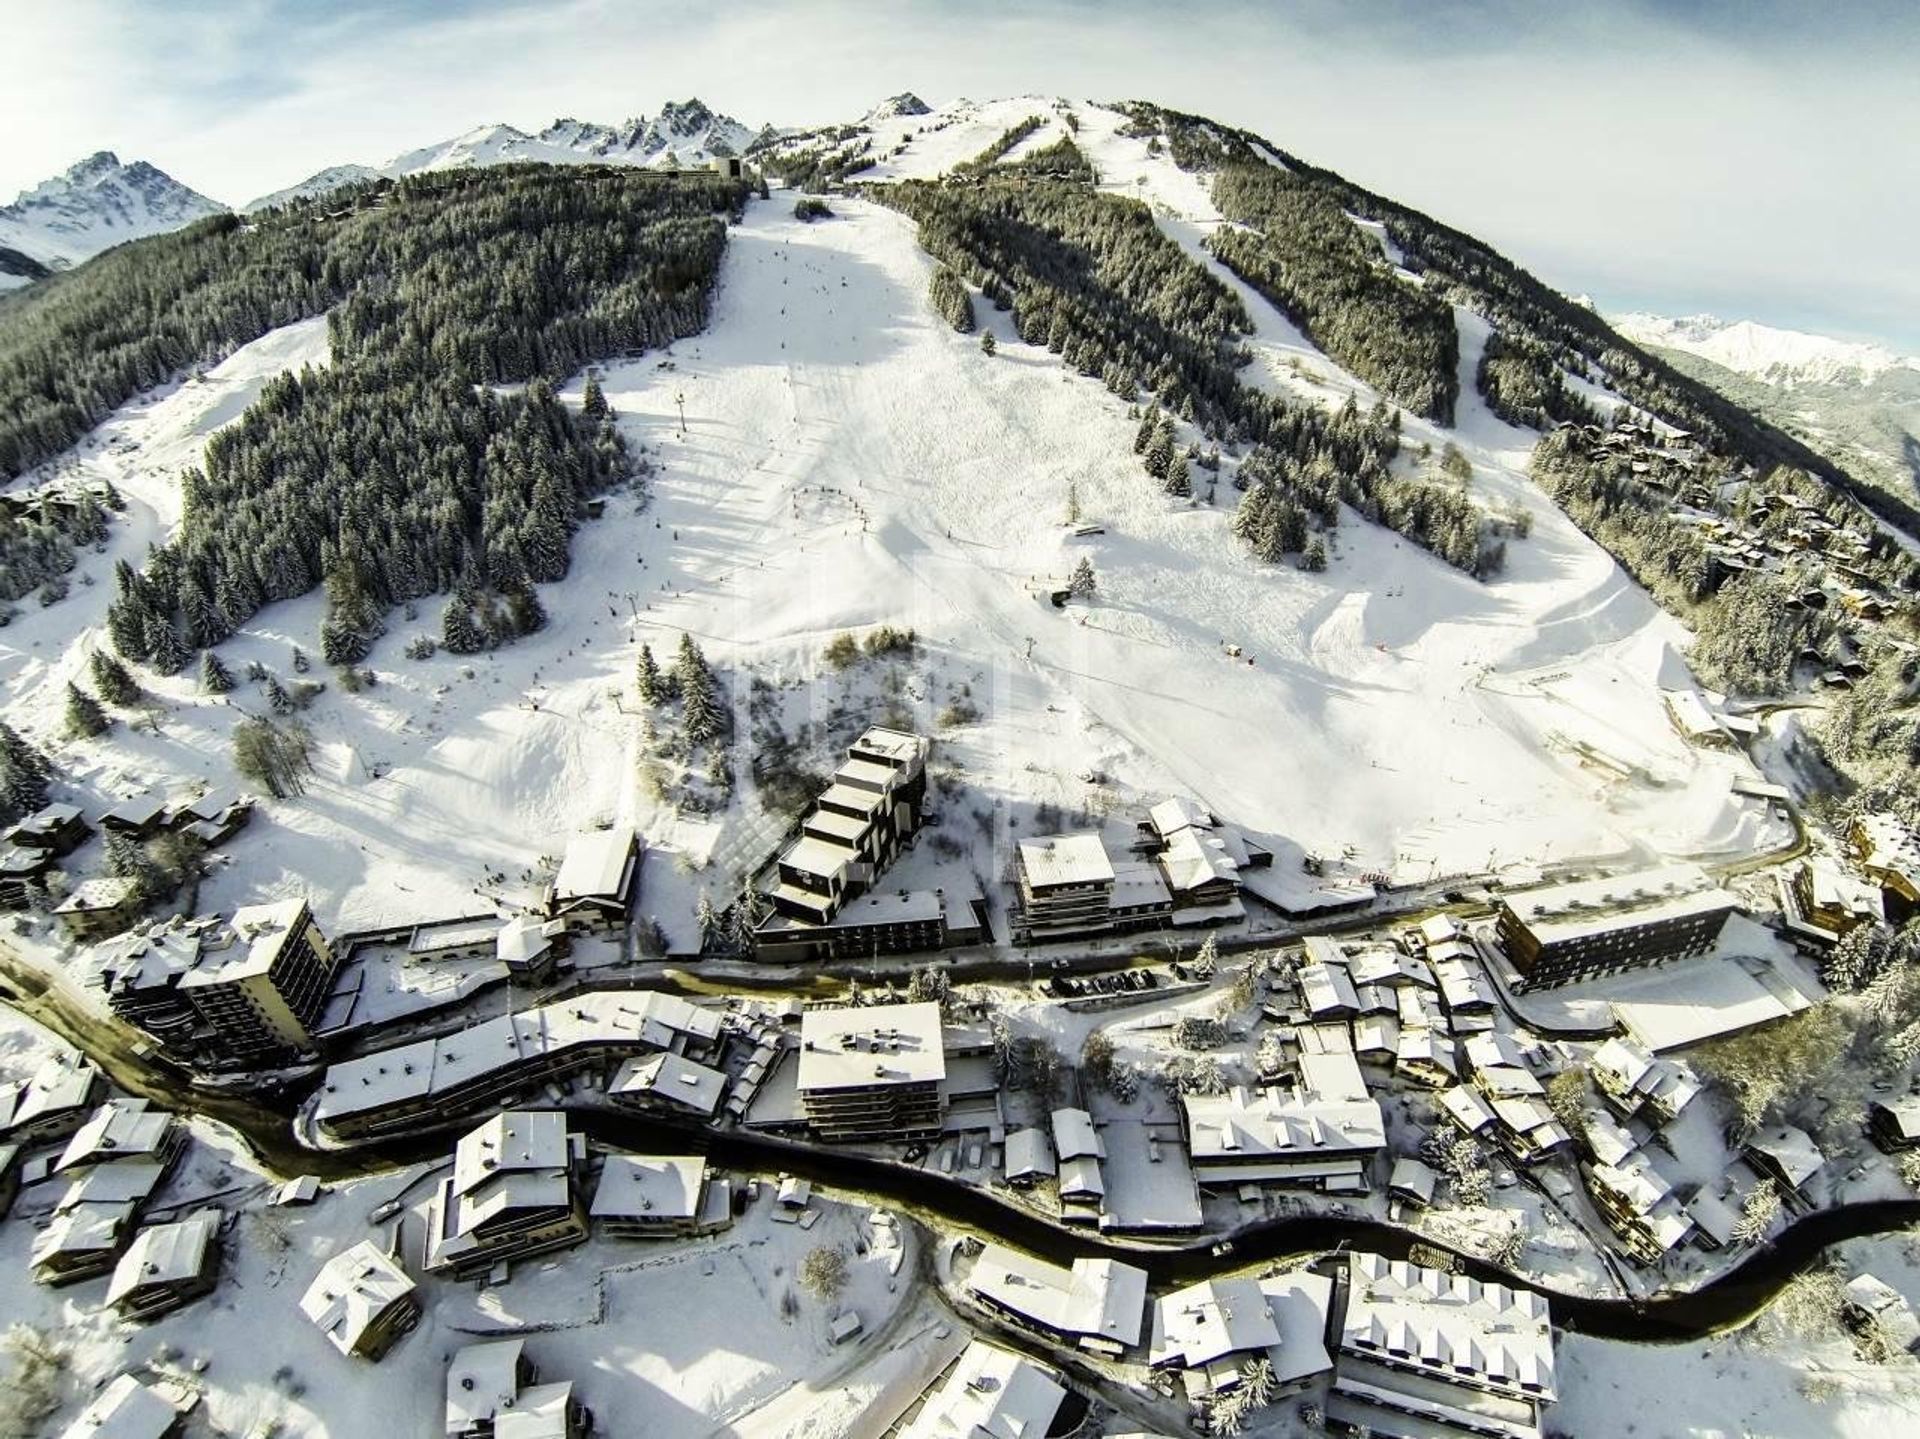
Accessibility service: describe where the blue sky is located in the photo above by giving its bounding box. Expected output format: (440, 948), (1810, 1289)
(7, 0), (1917, 349)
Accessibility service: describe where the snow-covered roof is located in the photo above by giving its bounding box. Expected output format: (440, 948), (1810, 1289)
(1299, 1051), (1370, 1103)
(56, 1097), (173, 1172)
(1584, 1111), (1638, 1168)
(590, 1154), (707, 1222)
(180, 897), (311, 987)
(313, 990), (721, 1125)
(1018, 833), (1113, 889)
(446, 1339), (527, 1433)
(300, 1240), (417, 1356)
(1340, 1252), (1555, 1400)
(1182, 1085), (1385, 1163)
(1004, 1127), (1055, 1180)
(105, 1208), (217, 1307)
(1388, 1157), (1438, 1205)
(1153, 1276), (1281, 1370)
(899, 1340), (1065, 1439)
(1158, 826), (1244, 894)
(441, 1111), (574, 1250)
(1748, 1124), (1824, 1190)
(797, 1002), (945, 1092)
(1300, 961), (1360, 1016)
(967, 1243), (1148, 1346)
(781, 835), (855, 880)
(1050, 1107), (1104, 1160)
(552, 828), (639, 902)
(1148, 796), (1215, 837)
(608, 1051), (727, 1115)
(1260, 1271), (1335, 1385)
(1440, 1085), (1497, 1135)
(58, 1374), (179, 1439)
(1058, 1154), (1106, 1201)
(54, 876), (141, 916)
(492, 1382), (576, 1439)
(1501, 864), (1736, 946)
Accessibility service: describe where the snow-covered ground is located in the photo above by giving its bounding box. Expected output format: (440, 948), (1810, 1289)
(0, 98), (1790, 957)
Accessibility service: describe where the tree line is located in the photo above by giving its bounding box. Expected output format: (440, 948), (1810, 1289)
(1207, 165), (1460, 424)
(38, 165), (744, 669)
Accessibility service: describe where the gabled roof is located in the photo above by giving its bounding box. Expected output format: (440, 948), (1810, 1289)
(967, 1243), (1147, 1346)
(105, 1209), (218, 1306)
(552, 828), (639, 902)
(899, 1340), (1065, 1439)
(300, 1240), (417, 1356)
(1154, 1275), (1281, 1369)
(58, 1374), (178, 1439)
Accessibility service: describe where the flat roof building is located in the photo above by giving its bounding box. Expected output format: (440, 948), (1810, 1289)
(1495, 865), (1738, 991)
(798, 1001), (946, 1142)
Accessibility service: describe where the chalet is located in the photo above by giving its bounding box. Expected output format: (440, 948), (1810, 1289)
(965, 1242), (1148, 1352)
(105, 1209), (222, 1321)
(300, 1240), (421, 1360)
(1851, 814), (1920, 921)
(1148, 1271), (1333, 1405)
(899, 1340), (1066, 1439)
(446, 1339), (591, 1439)
(1140, 797), (1270, 925)
(1387, 1156), (1438, 1208)
(797, 1001), (946, 1142)
(606, 1050), (727, 1118)
(590, 1153), (729, 1239)
(6, 802), (90, 855)
(1588, 1037), (1700, 1123)
(57, 1097), (183, 1176)
(58, 1375), (184, 1439)
(425, 1111), (588, 1278)
(496, 913), (568, 985)
(33, 1199), (137, 1285)
(54, 876), (144, 941)
(0, 843), (52, 909)
(1003, 1127), (1055, 1187)
(170, 789), (253, 847)
(1781, 860), (1883, 946)
(1868, 1096), (1920, 1152)
(1583, 1155), (1693, 1263)
(1745, 1125), (1825, 1206)
(100, 795), (169, 838)
(1327, 1253), (1556, 1439)
(1843, 1274), (1920, 1356)
(0, 1051), (102, 1146)
(545, 828), (641, 935)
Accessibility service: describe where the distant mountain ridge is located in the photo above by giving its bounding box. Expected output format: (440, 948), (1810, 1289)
(1613, 310), (1920, 503)
(0, 150), (224, 270)
(253, 98), (764, 211)
(1611, 311), (1919, 389)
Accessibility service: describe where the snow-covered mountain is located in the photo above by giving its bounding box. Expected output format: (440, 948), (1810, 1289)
(249, 98), (763, 210)
(864, 92), (931, 122)
(243, 163), (382, 214)
(1611, 311), (1919, 389)
(0, 150), (225, 270)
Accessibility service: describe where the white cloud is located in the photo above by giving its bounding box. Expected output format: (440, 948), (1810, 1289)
(3, 0), (1915, 350)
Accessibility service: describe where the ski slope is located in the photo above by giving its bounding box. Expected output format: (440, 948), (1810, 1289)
(0, 98), (1787, 947)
